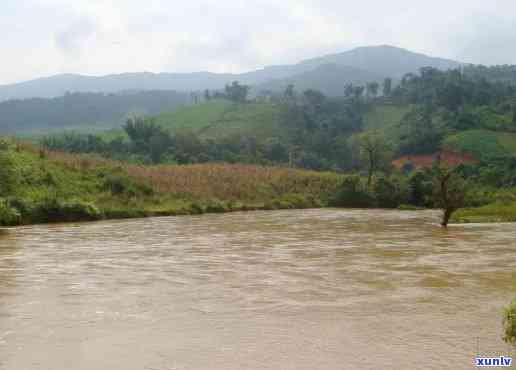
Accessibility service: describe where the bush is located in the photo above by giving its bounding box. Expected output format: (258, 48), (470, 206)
(0, 149), (18, 197)
(0, 198), (21, 226)
(333, 175), (374, 207)
(503, 298), (516, 346)
(205, 199), (228, 213)
(374, 176), (409, 208)
(34, 197), (103, 223)
(101, 172), (153, 197)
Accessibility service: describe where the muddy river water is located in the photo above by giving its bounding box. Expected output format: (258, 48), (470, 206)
(0, 209), (515, 369)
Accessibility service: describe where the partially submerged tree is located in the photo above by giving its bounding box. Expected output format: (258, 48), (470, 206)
(432, 163), (466, 227)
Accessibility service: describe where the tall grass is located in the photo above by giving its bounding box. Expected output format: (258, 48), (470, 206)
(126, 163), (343, 201)
(36, 146), (343, 202)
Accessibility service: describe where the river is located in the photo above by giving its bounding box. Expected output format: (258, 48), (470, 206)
(0, 209), (515, 369)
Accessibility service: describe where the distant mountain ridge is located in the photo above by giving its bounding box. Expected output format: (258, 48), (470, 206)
(0, 45), (462, 101)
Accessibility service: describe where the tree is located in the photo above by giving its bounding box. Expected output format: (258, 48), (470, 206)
(352, 86), (365, 100)
(398, 106), (444, 155)
(383, 78), (392, 97)
(225, 81), (249, 103)
(284, 84), (296, 101)
(357, 131), (391, 188)
(344, 83), (354, 98)
(123, 117), (171, 157)
(366, 82), (379, 99)
(204, 89), (211, 101)
(409, 170), (432, 207)
(149, 132), (171, 164)
(432, 163), (466, 227)
(303, 89), (326, 108)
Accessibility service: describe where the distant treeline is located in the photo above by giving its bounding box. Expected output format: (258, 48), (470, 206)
(0, 90), (190, 134)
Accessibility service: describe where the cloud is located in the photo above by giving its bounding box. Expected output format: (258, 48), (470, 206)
(54, 16), (98, 56)
(3, 0), (516, 84)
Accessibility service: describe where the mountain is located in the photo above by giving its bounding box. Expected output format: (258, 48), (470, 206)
(295, 45), (461, 78)
(258, 63), (385, 96)
(0, 45), (462, 101)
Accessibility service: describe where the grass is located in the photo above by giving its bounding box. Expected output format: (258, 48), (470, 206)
(452, 202), (516, 223)
(495, 132), (516, 155)
(0, 140), (344, 226)
(155, 100), (232, 133)
(443, 129), (509, 159)
(156, 100), (284, 139)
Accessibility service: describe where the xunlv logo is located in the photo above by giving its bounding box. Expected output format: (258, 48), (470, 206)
(475, 356), (512, 367)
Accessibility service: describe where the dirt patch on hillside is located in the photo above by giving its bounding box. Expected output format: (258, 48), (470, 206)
(392, 150), (478, 170)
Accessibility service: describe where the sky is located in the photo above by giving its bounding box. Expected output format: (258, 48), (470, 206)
(2, 0), (516, 85)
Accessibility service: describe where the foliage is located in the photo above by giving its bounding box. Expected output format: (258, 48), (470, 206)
(503, 298), (516, 346)
(0, 90), (189, 134)
(333, 175), (374, 207)
(224, 81), (250, 103)
(356, 131), (392, 186)
(0, 198), (21, 226)
(0, 142), (18, 196)
(432, 164), (466, 226)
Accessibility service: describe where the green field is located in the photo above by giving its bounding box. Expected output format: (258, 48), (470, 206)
(443, 129), (516, 159)
(155, 100), (284, 139)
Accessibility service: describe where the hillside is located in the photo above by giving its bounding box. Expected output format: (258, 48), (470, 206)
(0, 45), (461, 101)
(0, 90), (189, 135)
(155, 100), (285, 139)
(259, 63), (384, 97)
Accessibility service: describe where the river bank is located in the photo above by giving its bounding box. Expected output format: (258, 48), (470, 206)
(2, 140), (516, 227)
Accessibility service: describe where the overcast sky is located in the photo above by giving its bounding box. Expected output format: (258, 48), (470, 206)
(2, 0), (516, 84)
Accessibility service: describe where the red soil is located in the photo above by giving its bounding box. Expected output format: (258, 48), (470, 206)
(392, 150), (478, 170)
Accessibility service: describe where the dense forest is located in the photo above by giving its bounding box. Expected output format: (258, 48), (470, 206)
(0, 90), (189, 134)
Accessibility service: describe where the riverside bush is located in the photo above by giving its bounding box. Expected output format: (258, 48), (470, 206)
(504, 298), (516, 346)
(0, 198), (21, 226)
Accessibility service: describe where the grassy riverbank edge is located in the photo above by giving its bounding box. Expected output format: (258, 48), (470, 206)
(451, 202), (516, 224)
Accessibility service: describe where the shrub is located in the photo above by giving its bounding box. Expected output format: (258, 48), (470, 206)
(35, 197), (103, 223)
(102, 172), (153, 197)
(503, 298), (516, 346)
(374, 176), (409, 208)
(205, 199), (228, 213)
(0, 149), (18, 197)
(333, 175), (374, 207)
(0, 198), (21, 226)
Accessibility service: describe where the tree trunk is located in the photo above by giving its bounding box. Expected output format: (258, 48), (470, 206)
(441, 208), (453, 227)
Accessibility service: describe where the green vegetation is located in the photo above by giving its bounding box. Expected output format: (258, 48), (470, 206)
(444, 130), (508, 159)
(156, 100), (284, 139)
(452, 202), (516, 223)
(0, 91), (189, 135)
(0, 139), (348, 226)
(6, 65), (516, 225)
(503, 298), (516, 346)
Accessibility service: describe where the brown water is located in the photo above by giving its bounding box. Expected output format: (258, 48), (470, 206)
(0, 209), (515, 370)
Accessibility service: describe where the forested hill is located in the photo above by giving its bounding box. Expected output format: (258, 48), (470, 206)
(0, 90), (189, 135)
(42, 66), (516, 187)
